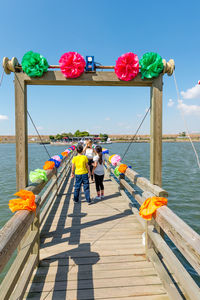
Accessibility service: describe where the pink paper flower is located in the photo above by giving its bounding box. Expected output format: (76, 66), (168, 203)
(111, 155), (122, 166)
(59, 52), (86, 78)
(51, 155), (61, 162)
(115, 52), (139, 81)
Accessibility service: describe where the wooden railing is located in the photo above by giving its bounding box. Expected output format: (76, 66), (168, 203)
(104, 154), (200, 300)
(0, 152), (74, 300)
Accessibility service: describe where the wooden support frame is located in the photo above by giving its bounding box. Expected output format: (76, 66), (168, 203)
(14, 71), (163, 190)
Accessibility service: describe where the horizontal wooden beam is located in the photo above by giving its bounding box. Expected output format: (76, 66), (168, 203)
(16, 71), (154, 87)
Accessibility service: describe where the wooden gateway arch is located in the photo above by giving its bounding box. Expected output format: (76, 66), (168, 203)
(12, 62), (174, 190)
(2, 58), (200, 300)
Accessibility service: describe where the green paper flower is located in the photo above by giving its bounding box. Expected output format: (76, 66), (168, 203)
(22, 51), (48, 77)
(139, 52), (164, 79)
(114, 166), (121, 177)
(29, 169), (48, 183)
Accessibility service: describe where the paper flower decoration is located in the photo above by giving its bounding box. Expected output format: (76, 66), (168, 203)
(115, 52), (139, 81)
(70, 145), (76, 150)
(111, 155), (122, 166)
(21, 51), (48, 77)
(139, 52), (164, 79)
(49, 158), (60, 168)
(61, 152), (68, 157)
(43, 161), (55, 170)
(8, 190), (36, 213)
(51, 155), (61, 162)
(118, 164), (128, 173)
(139, 197), (168, 220)
(59, 52), (86, 78)
(59, 154), (63, 159)
(114, 166), (121, 177)
(29, 169), (48, 183)
(102, 148), (109, 154)
(109, 154), (116, 163)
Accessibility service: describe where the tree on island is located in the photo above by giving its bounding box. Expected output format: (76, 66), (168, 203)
(99, 133), (108, 141)
(74, 130), (89, 137)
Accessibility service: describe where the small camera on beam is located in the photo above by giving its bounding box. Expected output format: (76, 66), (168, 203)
(85, 56), (95, 72)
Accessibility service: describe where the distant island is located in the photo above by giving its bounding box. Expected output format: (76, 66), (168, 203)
(0, 132), (200, 143)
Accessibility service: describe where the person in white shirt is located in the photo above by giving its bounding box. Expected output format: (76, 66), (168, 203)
(83, 140), (95, 181)
(92, 145), (105, 200)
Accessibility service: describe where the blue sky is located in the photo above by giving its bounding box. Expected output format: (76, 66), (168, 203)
(1, 0), (200, 135)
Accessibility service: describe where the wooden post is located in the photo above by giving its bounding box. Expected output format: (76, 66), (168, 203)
(150, 75), (163, 187)
(15, 75), (28, 190)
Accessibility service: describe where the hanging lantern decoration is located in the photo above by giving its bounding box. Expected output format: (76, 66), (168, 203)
(115, 52), (139, 81)
(139, 52), (164, 79)
(59, 52), (86, 78)
(21, 51), (48, 77)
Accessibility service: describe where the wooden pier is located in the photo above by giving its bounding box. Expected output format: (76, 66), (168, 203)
(25, 174), (168, 300)
(0, 153), (200, 299)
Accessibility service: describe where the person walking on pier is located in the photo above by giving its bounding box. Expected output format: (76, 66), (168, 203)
(71, 144), (92, 204)
(92, 145), (105, 200)
(83, 140), (95, 182)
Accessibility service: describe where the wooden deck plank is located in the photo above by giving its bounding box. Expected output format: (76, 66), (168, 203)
(25, 175), (171, 300)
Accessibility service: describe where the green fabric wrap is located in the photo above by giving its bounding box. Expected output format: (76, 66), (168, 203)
(114, 166), (121, 177)
(22, 51), (48, 77)
(29, 169), (48, 183)
(139, 52), (164, 79)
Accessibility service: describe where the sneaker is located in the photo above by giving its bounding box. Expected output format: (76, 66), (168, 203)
(88, 201), (92, 205)
(94, 196), (101, 200)
(101, 195), (104, 199)
(73, 200), (79, 203)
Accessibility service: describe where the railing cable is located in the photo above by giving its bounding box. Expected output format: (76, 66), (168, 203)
(121, 106), (151, 161)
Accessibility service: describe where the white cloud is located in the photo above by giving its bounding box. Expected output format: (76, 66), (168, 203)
(167, 99), (174, 107)
(0, 115), (8, 120)
(105, 117), (110, 121)
(181, 84), (200, 99)
(137, 114), (142, 118)
(177, 100), (200, 115)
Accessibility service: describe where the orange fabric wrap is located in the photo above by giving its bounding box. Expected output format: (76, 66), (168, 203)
(118, 164), (128, 173)
(43, 161), (55, 170)
(8, 190), (36, 213)
(61, 152), (68, 157)
(139, 197), (168, 220)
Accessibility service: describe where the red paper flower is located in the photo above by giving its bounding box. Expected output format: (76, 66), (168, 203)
(59, 52), (86, 78)
(115, 52), (139, 81)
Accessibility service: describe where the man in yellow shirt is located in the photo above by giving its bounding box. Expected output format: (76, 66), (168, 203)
(71, 144), (91, 204)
